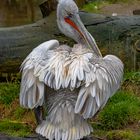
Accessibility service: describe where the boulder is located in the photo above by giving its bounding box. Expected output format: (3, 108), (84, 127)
(0, 12), (139, 73)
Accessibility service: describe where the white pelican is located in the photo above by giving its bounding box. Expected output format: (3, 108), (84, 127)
(20, 0), (123, 139)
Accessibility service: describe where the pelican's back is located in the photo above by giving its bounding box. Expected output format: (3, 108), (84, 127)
(20, 42), (123, 140)
(36, 87), (92, 140)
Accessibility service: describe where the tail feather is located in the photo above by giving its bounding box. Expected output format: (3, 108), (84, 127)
(36, 119), (93, 140)
(36, 90), (93, 140)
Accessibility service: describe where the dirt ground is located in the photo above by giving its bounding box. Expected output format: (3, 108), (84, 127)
(99, 1), (140, 16)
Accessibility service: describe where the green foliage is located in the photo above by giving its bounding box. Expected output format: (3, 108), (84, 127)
(82, 0), (134, 13)
(13, 107), (26, 120)
(106, 130), (140, 140)
(0, 83), (19, 105)
(0, 120), (32, 137)
(105, 0), (132, 4)
(0, 71), (139, 137)
(98, 91), (140, 129)
(82, 1), (108, 13)
(107, 130), (133, 140)
(123, 71), (140, 84)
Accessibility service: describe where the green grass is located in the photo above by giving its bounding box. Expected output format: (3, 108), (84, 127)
(93, 129), (140, 140)
(105, 0), (132, 4)
(0, 119), (32, 137)
(0, 71), (140, 138)
(98, 91), (140, 129)
(82, 1), (108, 13)
(13, 106), (26, 120)
(0, 83), (19, 105)
(106, 130), (140, 140)
(123, 71), (140, 84)
(82, 0), (136, 13)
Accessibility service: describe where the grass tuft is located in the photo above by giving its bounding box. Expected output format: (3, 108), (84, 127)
(0, 119), (32, 137)
(106, 130), (140, 140)
(82, 1), (108, 13)
(105, 0), (132, 4)
(0, 83), (19, 105)
(123, 71), (140, 84)
(82, 0), (136, 13)
(13, 107), (26, 120)
(98, 91), (140, 129)
(0, 71), (140, 137)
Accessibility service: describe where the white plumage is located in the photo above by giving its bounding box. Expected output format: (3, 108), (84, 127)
(20, 43), (123, 139)
(20, 0), (124, 140)
(20, 40), (59, 109)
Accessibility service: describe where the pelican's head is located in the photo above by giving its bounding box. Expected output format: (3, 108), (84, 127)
(57, 0), (82, 42)
(57, 0), (102, 56)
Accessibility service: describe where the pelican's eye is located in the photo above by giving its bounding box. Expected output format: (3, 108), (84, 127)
(68, 13), (73, 18)
(65, 10), (73, 19)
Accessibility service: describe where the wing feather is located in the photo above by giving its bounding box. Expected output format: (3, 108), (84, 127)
(75, 87), (87, 113)
(74, 54), (124, 118)
(20, 41), (124, 118)
(20, 40), (59, 109)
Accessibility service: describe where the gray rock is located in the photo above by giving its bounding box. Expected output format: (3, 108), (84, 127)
(0, 134), (46, 140)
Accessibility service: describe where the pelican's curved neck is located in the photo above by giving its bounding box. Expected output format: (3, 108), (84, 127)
(57, 1), (102, 57)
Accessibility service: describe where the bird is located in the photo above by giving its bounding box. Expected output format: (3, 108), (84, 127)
(19, 0), (124, 140)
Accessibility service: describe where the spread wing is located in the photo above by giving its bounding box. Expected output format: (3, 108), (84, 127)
(20, 40), (123, 119)
(75, 55), (123, 119)
(66, 50), (123, 119)
(20, 40), (59, 109)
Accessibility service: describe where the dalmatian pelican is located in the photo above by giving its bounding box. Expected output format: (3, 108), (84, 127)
(20, 0), (123, 139)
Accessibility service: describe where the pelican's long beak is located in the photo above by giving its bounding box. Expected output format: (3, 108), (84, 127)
(65, 14), (102, 57)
